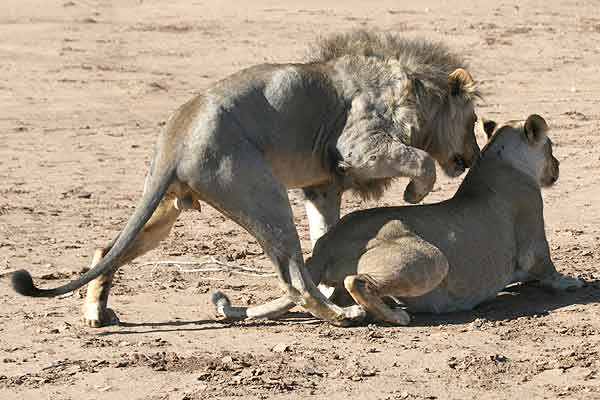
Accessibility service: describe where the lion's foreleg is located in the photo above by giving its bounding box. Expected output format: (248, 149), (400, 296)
(303, 183), (344, 301)
(195, 150), (365, 326)
(346, 139), (437, 204)
(393, 146), (437, 204)
(303, 183), (342, 249)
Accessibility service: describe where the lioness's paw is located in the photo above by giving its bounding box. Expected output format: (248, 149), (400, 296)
(345, 304), (367, 320)
(403, 181), (429, 204)
(330, 305), (366, 327)
(81, 305), (120, 328)
(390, 309), (411, 326)
(540, 274), (584, 292)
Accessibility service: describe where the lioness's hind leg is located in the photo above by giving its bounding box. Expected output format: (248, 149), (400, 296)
(344, 236), (449, 325)
(344, 274), (411, 325)
(82, 191), (182, 327)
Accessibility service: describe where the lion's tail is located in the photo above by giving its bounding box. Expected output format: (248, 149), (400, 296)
(11, 161), (177, 298)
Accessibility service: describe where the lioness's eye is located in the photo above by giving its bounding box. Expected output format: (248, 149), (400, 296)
(369, 155), (377, 161)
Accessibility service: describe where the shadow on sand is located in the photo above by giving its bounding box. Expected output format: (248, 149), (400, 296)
(97, 279), (600, 335)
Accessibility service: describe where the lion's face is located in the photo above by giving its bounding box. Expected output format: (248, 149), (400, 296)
(437, 103), (480, 178)
(424, 69), (481, 178)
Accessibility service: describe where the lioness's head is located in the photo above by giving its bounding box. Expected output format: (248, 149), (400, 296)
(483, 114), (559, 187)
(419, 68), (481, 178)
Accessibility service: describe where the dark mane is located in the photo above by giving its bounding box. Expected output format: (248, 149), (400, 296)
(308, 30), (471, 98)
(306, 30), (480, 201)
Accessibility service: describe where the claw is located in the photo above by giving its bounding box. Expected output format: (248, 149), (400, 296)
(81, 306), (120, 328)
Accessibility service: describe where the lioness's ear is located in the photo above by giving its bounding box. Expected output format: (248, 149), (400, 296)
(448, 68), (475, 97)
(523, 114), (548, 144)
(336, 160), (352, 175)
(482, 118), (497, 140)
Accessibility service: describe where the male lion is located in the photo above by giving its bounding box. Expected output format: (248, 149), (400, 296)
(214, 115), (583, 324)
(11, 31), (480, 327)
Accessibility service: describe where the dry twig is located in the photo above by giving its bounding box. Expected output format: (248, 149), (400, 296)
(137, 256), (275, 279)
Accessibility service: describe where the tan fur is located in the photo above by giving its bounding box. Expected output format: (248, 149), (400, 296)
(12, 31), (481, 328)
(216, 115), (582, 324)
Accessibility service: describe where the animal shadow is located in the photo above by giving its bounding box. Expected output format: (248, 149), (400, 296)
(409, 279), (600, 327)
(96, 280), (600, 334)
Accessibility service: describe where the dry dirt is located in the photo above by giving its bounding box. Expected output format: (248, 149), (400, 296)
(1, 1), (600, 399)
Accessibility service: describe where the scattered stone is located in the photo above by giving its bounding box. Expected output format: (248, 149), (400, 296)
(272, 343), (291, 353)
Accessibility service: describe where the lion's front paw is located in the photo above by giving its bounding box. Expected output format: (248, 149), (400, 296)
(403, 181), (430, 204)
(540, 274), (584, 292)
(81, 304), (120, 328)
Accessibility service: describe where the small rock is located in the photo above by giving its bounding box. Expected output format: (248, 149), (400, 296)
(361, 369), (377, 377)
(303, 367), (323, 377)
(330, 368), (343, 378)
(272, 343), (291, 353)
(197, 372), (211, 381)
(447, 357), (458, 369)
(221, 355), (234, 364)
(239, 368), (254, 379)
(490, 354), (508, 363)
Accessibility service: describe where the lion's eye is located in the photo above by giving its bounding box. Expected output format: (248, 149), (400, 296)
(369, 155), (377, 162)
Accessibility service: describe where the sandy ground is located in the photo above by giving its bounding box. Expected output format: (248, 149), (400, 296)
(1, 0), (600, 399)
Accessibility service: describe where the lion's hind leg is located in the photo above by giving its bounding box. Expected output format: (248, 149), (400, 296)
(82, 188), (184, 327)
(344, 237), (449, 325)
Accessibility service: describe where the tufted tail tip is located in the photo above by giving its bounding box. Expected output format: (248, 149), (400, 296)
(11, 269), (39, 297)
(211, 291), (231, 312)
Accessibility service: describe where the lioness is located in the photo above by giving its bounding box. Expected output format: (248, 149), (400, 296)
(214, 114), (583, 324)
(12, 31), (480, 327)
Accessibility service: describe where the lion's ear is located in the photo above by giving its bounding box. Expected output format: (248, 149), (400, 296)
(524, 114), (548, 144)
(448, 68), (475, 97)
(482, 118), (497, 140)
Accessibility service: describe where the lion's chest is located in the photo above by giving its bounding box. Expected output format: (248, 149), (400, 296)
(265, 152), (331, 188)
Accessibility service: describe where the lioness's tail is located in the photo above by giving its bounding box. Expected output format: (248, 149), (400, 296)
(11, 163), (176, 298)
(212, 291), (296, 320)
(211, 256), (326, 320)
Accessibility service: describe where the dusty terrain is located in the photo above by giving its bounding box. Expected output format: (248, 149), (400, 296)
(1, 1), (600, 399)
